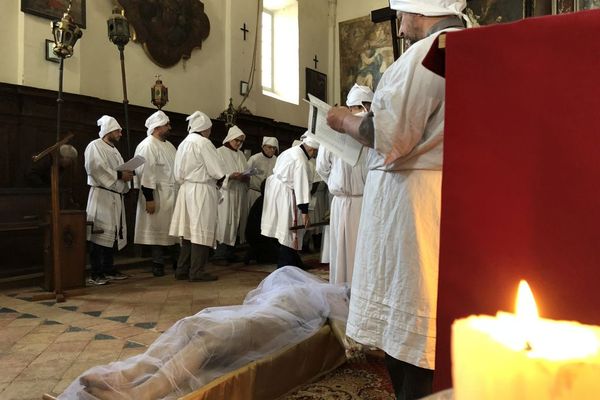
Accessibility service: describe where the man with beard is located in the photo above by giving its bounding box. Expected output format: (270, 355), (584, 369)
(326, 1), (467, 398)
(84, 115), (133, 285)
(134, 110), (179, 277)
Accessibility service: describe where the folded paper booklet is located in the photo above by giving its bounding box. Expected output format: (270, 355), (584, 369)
(242, 167), (261, 177)
(117, 155), (145, 171)
(306, 94), (363, 166)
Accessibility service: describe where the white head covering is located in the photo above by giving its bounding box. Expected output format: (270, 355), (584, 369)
(292, 139), (302, 147)
(186, 111), (212, 133)
(390, 0), (466, 16)
(145, 110), (170, 136)
(262, 136), (279, 150)
(346, 84), (374, 107)
(301, 132), (320, 149)
(222, 125), (245, 145)
(97, 115), (122, 138)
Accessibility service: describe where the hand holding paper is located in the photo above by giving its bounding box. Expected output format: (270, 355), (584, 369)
(117, 155), (145, 171)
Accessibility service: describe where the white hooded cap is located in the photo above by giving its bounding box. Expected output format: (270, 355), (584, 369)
(186, 111), (212, 133)
(97, 115), (122, 138)
(346, 84), (374, 107)
(390, 0), (466, 16)
(292, 139), (302, 147)
(145, 110), (170, 136)
(301, 132), (320, 149)
(222, 125), (245, 145)
(262, 136), (279, 150)
(59, 144), (78, 159)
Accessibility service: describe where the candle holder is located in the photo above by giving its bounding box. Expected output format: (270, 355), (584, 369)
(107, 5), (132, 157)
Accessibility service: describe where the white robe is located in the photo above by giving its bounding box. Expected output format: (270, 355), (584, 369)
(134, 136), (178, 246)
(84, 139), (129, 250)
(247, 151), (277, 207)
(169, 134), (225, 247)
(261, 146), (313, 249)
(216, 146), (249, 246)
(316, 147), (366, 285)
(347, 30), (452, 370)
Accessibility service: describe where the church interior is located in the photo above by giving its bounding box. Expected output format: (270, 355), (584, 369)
(3, 0), (600, 399)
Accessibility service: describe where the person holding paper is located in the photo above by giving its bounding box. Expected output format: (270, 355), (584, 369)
(316, 85), (372, 285)
(213, 125), (250, 264)
(84, 115), (133, 285)
(247, 136), (278, 208)
(262, 133), (320, 269)
(326, 1), (467, 398)
(133, 110), (178, 277)
(169, 111), (224, 282)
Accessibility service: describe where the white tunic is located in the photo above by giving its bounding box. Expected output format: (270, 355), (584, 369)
(247, 151), (277, 207)
(347, 30), (451, 370)
(133, 136), (178, 246)
(169, 134), (225, 247)
(261, 146), (313, 249)
(216, 146), (249, 246)
(316, 147), (366, 285)
(84, 139), (129, 250)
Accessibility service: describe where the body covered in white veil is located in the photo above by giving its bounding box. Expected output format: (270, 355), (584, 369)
(59, 266), (349, 400)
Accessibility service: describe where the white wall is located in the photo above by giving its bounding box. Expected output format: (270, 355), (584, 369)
(1, 0), (384, 127)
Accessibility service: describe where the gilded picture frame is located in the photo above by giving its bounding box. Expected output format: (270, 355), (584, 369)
(21, 0), (86, 28)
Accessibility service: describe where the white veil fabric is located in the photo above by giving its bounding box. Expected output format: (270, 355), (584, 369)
(58, 266), (349, 400)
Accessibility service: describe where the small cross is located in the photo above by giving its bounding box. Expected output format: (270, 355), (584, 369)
(313, 54), (319, 69)
(155, 74), (161, 80)
(240, 23), (249, 41)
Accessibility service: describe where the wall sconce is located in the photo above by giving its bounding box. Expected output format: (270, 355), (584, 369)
(151, 75), (169, 109)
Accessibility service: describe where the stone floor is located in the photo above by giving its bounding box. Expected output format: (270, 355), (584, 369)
(0, 261), (285, 400)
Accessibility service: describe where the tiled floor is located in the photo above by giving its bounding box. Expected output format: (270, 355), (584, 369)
(0, 262), (281, 400)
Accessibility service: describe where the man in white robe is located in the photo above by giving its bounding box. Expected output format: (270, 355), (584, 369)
(134, 110), (178, 277)
(262, 134), (319, 269)
(169, 111), (225, 282)
(247, 136), (278, 208)
(85, 115), (133, 285)
(316, 84), (373, 285)
(326, 1), (467, 398)
(214, 126), (249, 264)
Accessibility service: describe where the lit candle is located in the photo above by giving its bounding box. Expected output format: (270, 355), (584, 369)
(452, 280), (600, 400)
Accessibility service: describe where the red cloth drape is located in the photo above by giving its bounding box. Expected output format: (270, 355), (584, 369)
(436, 10), (600, 390)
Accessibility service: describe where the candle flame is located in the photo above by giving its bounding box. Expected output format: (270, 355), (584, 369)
(515, 280), (539, 320)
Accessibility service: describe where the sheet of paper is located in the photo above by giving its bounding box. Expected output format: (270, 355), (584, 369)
(117, 155), (145, 171)
(306, 94), (363, 166)
(242, 167), (261, 177)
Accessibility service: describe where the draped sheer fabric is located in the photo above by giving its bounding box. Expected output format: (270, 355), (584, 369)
(59, 267), (349, 400)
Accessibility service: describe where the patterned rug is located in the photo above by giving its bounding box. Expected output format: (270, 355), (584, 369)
(284, 354), (395, 400)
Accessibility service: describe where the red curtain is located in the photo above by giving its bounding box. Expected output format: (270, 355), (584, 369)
(436, 10), (600, 390)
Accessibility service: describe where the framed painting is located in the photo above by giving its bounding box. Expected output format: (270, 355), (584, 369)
(576, 0), (600, 9)
(465, 0), (534, 25)
(553, 0), (576, 13)
(339, 15), (394, 105)
(306, 68), (327, 103)
(21, 0), (86, 28)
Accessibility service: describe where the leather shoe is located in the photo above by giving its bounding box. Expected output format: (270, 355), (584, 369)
(189, 273), (218, 282)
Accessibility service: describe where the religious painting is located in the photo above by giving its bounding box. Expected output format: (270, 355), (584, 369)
(553, 0), (576, 13)
(339, 15), (394, 105)
(118, 0), (210, 68)
(576, 0), (600, 9)
(465, 0), (533, 25)
(21, 0), (86, 28)
(306, 68), (327, 103)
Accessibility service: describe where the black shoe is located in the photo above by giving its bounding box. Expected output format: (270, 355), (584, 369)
(105, 271), (128, 280)
(189, 273), (218, 282)
(152, 263), (165, 277)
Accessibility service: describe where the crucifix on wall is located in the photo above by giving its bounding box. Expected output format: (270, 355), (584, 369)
(240, 22), (249, 40)
(313, 54), (319, 69)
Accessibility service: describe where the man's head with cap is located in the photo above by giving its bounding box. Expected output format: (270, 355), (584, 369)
(186, 111), (212, 137)
(58, 144), (78, 168)
(346, 84), (374, 113)
(145, 110), (171, 140)
(223, 125), (246, 151)
(391, 0), (466, 42)
(97, 115), (122, 145)
(262, 136), (278, 158)
(301, 131), (320, 158)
